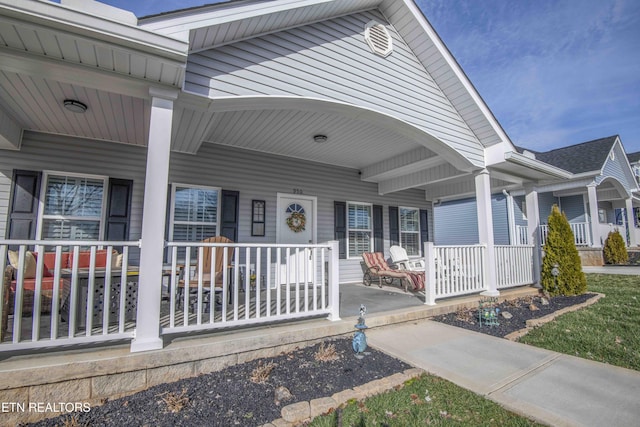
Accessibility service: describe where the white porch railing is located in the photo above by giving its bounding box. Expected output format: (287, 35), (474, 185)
(162, 241), (338, 335)
(495, 245), (534, 289)
(429, 245), (486, 299)
(520, 222), (591, 246)
(0, 240), (141, 351)
(1, 240), (339, 352)
(423, 243), (535, 304)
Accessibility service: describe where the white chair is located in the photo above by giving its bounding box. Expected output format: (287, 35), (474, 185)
(389, 245), (425, 271)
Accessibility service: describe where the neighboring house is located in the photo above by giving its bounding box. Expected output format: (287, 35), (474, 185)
(434, 136), (640, 261)
(0, 0), (569, 354)
(627, 151), (640, 227)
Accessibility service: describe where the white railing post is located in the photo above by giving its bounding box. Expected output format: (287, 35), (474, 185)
(424, 242), (436, 305)
(327, 240), (340, 321)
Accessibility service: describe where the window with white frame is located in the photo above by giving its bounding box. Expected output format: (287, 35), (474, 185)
(347, 202), (372, 258)
(169, 184), (220, 243)
(39, 172), (107, 240)
(399, 207), (420, 256)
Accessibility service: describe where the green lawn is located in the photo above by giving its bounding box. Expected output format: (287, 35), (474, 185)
(309, 374), (542, 427)
(519, 273), (640, 371)
(310, 273), (639, 426)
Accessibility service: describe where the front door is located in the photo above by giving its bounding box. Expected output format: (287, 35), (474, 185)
(276, 193), (317, 285)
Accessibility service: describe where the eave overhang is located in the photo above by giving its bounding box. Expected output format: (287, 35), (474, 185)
(496, 151), (574, 181)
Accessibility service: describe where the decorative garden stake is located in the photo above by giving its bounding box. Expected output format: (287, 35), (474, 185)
(551, 263), (560, 293)
(352, 304), (369, 358)
(478, 297), (500, 327)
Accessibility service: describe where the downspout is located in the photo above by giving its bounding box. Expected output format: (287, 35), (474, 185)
(503, 189), (516, 245)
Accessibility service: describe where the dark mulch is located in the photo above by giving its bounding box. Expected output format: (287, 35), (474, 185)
(432, 292), (597, 338)
(26, 338), (411, 427)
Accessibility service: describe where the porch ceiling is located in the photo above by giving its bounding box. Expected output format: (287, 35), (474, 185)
(0, 0), (561, 198)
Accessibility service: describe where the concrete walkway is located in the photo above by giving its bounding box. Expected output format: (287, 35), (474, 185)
(368, 320), (640, 427)
(582, 265), (640, 275)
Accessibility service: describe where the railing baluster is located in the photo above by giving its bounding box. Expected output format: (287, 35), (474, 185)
(256, 247), (261, 319)
(118, 246), (129, 334)
(232, 247), (239, 322)
(196, 247), (204, 325)
(245, 247), (251, 320)
(183, 247), (191, 327)
(170, 246), (177, 328)
(266, 248), (272, 317)
(209, 247), (216, 324)
(31, 244), (45, 342)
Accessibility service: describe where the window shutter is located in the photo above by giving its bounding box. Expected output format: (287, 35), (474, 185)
(420, 209), (429, 250)
(334, 201), (346, 259)
(388, 206), (399, 247)
(373, 204), (383, 253)
(105, 178), (133, 241)
(7, 170), (41, 243)
(220, 190), (239, 242)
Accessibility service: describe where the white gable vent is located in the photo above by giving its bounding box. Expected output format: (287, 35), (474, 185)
(364, 21), (393, 57)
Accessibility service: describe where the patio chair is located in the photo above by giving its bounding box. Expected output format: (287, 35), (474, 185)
(361, 252), (424, 292)
(177, 236), (235, 309)
(389, 245), (425, 271)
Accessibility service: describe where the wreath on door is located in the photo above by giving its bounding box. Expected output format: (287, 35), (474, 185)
(286, 203), (306, 233)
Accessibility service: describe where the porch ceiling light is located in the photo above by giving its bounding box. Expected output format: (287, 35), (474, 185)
(63, 99), (88, 114)
(313, 134), (328, 143)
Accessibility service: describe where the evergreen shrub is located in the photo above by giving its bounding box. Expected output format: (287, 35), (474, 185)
(541, 205), (587, 295)
(603, 230), (628, 265)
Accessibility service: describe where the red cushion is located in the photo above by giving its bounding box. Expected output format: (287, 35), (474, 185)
(11, 277), (66, 291)
(69, 249), (112, 268)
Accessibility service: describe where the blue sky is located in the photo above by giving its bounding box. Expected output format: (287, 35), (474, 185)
(97, 0), (640, 153)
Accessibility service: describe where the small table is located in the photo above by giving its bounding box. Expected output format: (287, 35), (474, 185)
(61, 267), (139, 328)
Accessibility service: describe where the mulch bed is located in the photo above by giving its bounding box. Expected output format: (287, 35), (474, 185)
(25, 292), (597, 426)
(25, 338), (411, 427)
(431, 292), (597, 338)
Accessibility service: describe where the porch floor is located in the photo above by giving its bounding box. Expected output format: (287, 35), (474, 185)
(0, 284), (537, 395)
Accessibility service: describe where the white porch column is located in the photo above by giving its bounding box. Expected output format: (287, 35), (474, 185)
(587, 184), (601, 247)
(327, 240), (341, 321)
(475, 169), (498, 296)
(423, 242), (436, 305)
(625, 198), (638, 247)
(504, 191), (517, 245)
(131, 88), (177, 353)
(525, 184), (541, 286)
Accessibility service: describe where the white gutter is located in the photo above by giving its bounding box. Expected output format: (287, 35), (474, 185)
(504, 151), (573, 180)
(0, 0), (189, 62)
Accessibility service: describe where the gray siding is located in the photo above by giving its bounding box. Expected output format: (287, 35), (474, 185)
(0, 132), (147, 241)
(169, 143), (431, 283)
(185, 10), (484, 166)
(513, 195), (528, 228)
(0, 133), (431, 284)
(598, 143), (637, 190)
(433, 193), (509, 245)
(538, 192), (559, 224)
(559, 195), (585, 222)
(491, 194), (510, 245)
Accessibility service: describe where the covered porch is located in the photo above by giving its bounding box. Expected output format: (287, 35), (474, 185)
(1, 239), (536, 352)
(0, 0), (567, 358)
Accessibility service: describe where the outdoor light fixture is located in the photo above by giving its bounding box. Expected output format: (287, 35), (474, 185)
(313, 134), (328, 143)
(63, 99), (88, 113)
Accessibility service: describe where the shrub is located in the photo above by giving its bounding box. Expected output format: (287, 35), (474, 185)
(541, 205), (587, 296)
(603, 230), (628, 264)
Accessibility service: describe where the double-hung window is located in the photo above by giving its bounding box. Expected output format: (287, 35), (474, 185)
(399, 207), (420, 256)
(39, 172), (108, 240)
(169, 184), (220, 243)
(347, 202), (372, 258)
